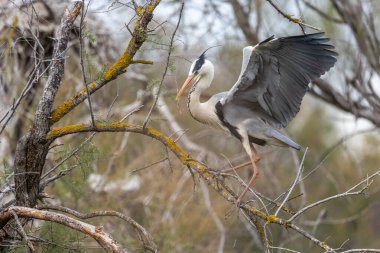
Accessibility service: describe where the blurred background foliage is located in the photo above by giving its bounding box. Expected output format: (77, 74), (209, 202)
(1, 0), (380, 252)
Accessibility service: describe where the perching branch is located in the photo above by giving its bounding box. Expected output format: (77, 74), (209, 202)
(46, 121), (335, 252)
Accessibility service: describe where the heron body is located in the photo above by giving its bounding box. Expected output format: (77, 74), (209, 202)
(177, 33), (337, 205)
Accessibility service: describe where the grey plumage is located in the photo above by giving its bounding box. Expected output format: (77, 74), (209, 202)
(224, 32), (337, 129)
(177, 32), (337, 204)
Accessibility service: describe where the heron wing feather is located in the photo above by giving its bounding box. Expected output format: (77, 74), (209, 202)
(223, 32), (337, 127)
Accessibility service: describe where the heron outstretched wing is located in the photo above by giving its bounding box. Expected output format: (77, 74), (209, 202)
(223, 32), (337, 128)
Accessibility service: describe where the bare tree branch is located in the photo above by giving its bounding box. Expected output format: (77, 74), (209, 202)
(1, 206), (126, 253)
(228, 0), (259, 44)
(79, 0), (96, 126)
(143, 0), (184, 128)
(13, 1), (82, 207)
(45, 121), (338, 252)
(274, 148), (307, 216)
(37, 204), (157, 252)
(289, 171), (380, 222)
(265, 0), (320, 31)
(11, 210), (35, 252)
(50, 0), (160, 125)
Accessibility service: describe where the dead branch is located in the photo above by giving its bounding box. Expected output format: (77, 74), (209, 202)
(301, 0), (344, 24)
(13, 1), (82, 208)
(311, 79), (380, 127)
(79, 0), (96, 126)
(274, 148), (307, 216)
(50, 0), (161, 125)
(340, 249), (380, 253)
(37, 204), (157, 252)
(265, 0), (320, 31)
(10, 210), (35, 251)
(200, 181), (225, 253)
(302, 202), (378, 226)
(143, 0), (184, 128)
(46, 121), (336, 252)
(1, 206), (126, 253)
(331, 0), (380, 72)
(289, 171), (380, 222)
(227, 0), (259, 44)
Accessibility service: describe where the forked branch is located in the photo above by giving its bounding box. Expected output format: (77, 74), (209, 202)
(37, 204), (157, 252)
(0, 206), (125, 253)
(49, 0), (160, 125)
(47, 122), (335, 252)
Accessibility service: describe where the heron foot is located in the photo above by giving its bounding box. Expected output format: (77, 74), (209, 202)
(222, 155), (261, 173)
(225, 198), (243, 219)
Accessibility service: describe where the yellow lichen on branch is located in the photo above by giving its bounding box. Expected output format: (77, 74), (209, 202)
(47, 123), (87, 138)
(101, 44), (132, 81)
(131, 59), (154, 65)
(47, 121), (334, 251)
(47, 122), (262, 213)
(1, 206), (124, 252)
(265, 214), (278, 224)
(49, 0), (161, 125)
(46, 122), (264, 216)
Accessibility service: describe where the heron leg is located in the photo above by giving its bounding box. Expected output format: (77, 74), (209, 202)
(250, 143), (261, 162)
(236, 140), (260, 207)
(222, 156), (261, 173)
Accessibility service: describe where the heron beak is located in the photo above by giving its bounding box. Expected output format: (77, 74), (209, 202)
(176, 74), (195, 100)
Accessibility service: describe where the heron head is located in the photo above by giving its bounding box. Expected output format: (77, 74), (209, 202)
(176, 47), (218, 100)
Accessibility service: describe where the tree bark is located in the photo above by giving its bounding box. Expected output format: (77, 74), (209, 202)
(13, 1), (82, 207)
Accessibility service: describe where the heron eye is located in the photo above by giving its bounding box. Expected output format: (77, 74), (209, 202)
(192, 57), (204, 74)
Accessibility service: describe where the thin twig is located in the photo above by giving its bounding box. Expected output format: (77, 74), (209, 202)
(46, 121), (379, 252)
(41, 133), (95, 180)
(200, 181), (225, 253)
(340, 249), (380, 253)
(265, 0), (320, 31)
(302, 202), (378, 226)
(2, 206), (125, 252)
(142, 0), (185, 129)
(268, 245), (301, 253)
(289, 171), (380, 222)
(42, 165), (79, 188)
(79, 0), (96, 126)
(130, 157), (168, 174)
(11, 210), (35, 252)
(37, 204), (157, 252)
(301, 0), (344, 23)
(302, 128), (376, 181)
(274, 148), (307, 216)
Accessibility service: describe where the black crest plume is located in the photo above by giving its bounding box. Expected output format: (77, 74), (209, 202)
(199, 45), (221, 60)
(192, 45), (221, 73)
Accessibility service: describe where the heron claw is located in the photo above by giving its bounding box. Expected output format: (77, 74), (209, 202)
(225, 198), (243, 219)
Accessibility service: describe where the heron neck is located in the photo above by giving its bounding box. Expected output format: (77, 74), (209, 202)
(187, 74), (213, 123)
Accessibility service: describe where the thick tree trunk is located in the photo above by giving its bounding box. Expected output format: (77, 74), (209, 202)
(13, 1), (82, 207)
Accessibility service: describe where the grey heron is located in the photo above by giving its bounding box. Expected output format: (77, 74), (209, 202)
(176, 32), (337, 206)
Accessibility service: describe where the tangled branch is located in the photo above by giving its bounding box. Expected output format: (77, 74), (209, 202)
(0, 206), (125, 253)
(50, 0), (161, 125)
(46, 122), (335, 251)
(37, 204), (157, 252)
